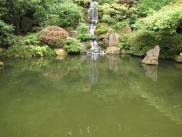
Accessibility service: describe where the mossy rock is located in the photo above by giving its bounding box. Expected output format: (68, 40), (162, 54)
(0, 61), (4, 67)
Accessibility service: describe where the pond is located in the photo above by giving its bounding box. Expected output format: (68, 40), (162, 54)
(0, 55), (182, 137)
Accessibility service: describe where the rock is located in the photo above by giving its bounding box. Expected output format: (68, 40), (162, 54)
(69, 31), (78, 38)
(142, 45), (160, 65)
(109, 33), (119, 47)
(39, 26), (69, 48)
(54, 48), (68, 57)
(0, 61), (4, 67)
(175, 55), (182, 63)
(0, 48), (3, 52)
(106, 47), (120, 55)
(109, 33), (120, 47)
(122, 26), (132, 33)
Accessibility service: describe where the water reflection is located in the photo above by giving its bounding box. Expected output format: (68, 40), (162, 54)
(107, 55), (120, 72)
(142, 64), (158, 81)
(90, 54), (99, 83)
(0, 56), (182, 137)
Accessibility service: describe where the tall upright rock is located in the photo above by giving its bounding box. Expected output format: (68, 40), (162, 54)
(142, 45), (160, 65)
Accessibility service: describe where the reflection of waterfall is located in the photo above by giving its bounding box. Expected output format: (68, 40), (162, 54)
(90, 54), (99, 83)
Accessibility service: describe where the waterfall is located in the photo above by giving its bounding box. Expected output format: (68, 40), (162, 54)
(88, 1), (99, 54)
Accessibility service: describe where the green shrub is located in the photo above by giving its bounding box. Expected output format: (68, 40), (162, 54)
(38, 2), (83, 28)
(64, 37), (82, 54)
(125, 30), (182, 58)
(0, 20), (15, 47)
(24, 33), (39, 46)
(135, 3), (182, 33)
(137, 0), (172, 17)
(101, 15), (115, 24)
(96, 23), (108, 34)
(180, 53), (182, 56)
(2, 45), (54, 58)
(77, 23), (90, 41)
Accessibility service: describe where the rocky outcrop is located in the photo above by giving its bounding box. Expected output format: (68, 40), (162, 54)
(0, 61), (4, 67)
(142, 45), (160, 65)
(101, 29), (120, 48)
(39, 26), (69, 48)
(54, 48), (68, 57)
(106, 47), (120, 55)
(175, 55), (182, 63)
(69, 31), (78, 38)
(109, 33), (120, 47)
(122, 26), (132, 33)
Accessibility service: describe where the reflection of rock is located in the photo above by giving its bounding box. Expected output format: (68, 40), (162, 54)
(174, 55), (182, 63)
(108, 55), (120, 72)
(142, 64), (158, 81)
(54, 49), (67, 60)
(142, 45), (160, 65)
(106, 47), (120, 55)
(175, 63), (182, 69)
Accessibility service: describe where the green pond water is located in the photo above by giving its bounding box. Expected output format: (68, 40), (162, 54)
(0, 55), (182, 137)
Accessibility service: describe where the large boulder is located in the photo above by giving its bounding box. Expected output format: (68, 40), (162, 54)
(142, 45), (160, 65)
(69, 31), (78, 38)
(0, 61), (4, 67)
(102, 29), (120, 47)
(175, 55), (182, 63)
(109, 33), (120, 47)
(39, 26), (69, 48)
(54, 48), (68, 57)
(106, 47), (120, 55)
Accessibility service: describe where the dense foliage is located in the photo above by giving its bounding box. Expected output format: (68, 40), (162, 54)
(64, 37), (82, 54)
(2, 45), (54, 58)
(36, 1), (83, 27)
(135, 2), (182, 33)
(0, 0), (182, 59)
(0, 20), (15, 48)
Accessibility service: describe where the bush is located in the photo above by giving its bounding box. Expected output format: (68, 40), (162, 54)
(96, 23), (108, 35)
(24, 33), (40, 46)
(126, 30), (158, 56)
(64, 37), (82, 54)
(38, 2), (83, 28)
(0, 20), (15, 48)
(77, 23), (90, 41)
(1, 45), (54, 58)
(125, 30), (182, 58)
(39, 26), (69, 48)
(135, 3), (182, 33)
(137, 0), (172, 17)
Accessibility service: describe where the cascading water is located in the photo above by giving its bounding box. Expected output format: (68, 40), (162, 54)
(88, 1), (103, 54)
